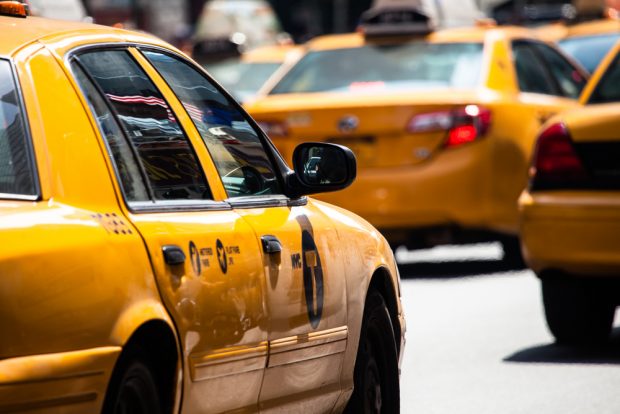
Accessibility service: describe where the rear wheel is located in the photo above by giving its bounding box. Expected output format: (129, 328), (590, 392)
(542, 276), (615, 345)
(346, 290), (400, 414)
(103, 359), (162, 414)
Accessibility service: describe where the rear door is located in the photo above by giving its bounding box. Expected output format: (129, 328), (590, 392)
(141, 49), (349, 412)
(70, 48), (268, 414)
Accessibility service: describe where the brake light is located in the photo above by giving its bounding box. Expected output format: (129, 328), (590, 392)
(530, 122), (587, 189)
(257, 121), (288, 138)
(0, 1), (28, 17)
(406, 105), (491, 148)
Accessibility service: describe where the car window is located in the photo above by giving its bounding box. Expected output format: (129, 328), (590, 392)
(559, 34), (620, 73)
(512, 42), (559, 96)
(533, 43), (586, 99)
(0, 60), (36, 197)
(270, 42), (484, 94)
(72, 64), (150, 202)
(588, 53), (620, 103)
(143, 50), (282, 198)
(74, 50), (212, 202)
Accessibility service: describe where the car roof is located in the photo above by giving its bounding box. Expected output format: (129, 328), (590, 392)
(534, 18), (620, 42)
(0, 15), (163, 58)
(304, 25), (534, 52)
(241, 44), (300, 63)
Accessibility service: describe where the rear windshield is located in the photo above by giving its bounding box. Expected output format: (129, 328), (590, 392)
(588, 53), (620, 103)
(559, 34), (620, 73)
(270, 42), (484, 94)
(0, 60), (36, 197)
(209, 61), (281, 101)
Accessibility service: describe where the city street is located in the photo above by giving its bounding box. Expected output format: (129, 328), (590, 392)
(398, 244), (620, 414)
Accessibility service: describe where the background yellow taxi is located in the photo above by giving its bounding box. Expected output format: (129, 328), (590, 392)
(519, 39), (620, 345)
(208, 43), (302, 103)
(0, 5), (404, 413)
(245, 6), (588, 260)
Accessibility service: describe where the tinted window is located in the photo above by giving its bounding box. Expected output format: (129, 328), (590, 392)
(588, 54), (620, 103)
(270, 42), (484, 94)
(513, 42), (558, 95)
(533, 43), (586, 99)
(143, 50), (282, 198)
(559, 34), (620, 73)
(209, 60), (282, 102)
(72, 64), (150, 202)
(76, 50), (211, 201)
(0, 60), (36, 196)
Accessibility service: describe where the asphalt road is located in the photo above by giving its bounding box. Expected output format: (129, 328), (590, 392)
(397, 243), (620, 414)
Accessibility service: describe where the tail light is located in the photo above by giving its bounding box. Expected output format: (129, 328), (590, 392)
(406, 105), (491, 148)
(256, 121), (288, 138)
(530, 122), (587, 190)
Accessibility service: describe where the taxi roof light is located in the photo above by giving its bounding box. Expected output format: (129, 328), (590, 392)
(0, 1), (28, 18)
(530, 122), (588, 189)
(359, 5), (434, 38)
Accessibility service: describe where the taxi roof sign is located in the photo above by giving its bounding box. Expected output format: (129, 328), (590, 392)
(360, 5), (434, 37)
(0, 1), (28, 18)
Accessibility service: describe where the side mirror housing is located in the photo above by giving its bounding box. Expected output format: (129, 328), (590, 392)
(287, 142), (357, 197)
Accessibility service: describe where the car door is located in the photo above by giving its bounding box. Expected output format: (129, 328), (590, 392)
(69, 48), (269, 414)
(141, 49), (349, 412)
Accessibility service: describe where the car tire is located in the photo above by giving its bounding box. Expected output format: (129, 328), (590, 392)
(102, 358), (162, 414)
(542, 276), (615, 345)
(345, 290), (400, 414)
(500, 236), (526, 269)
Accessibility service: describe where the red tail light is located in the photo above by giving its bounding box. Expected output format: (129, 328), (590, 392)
(406, 105), (491, 148)
(256, 121), (288, 138)
(530, 122), (587, 190)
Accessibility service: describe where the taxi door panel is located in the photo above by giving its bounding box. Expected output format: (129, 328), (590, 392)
(235, 202), (348, 413)
(129, 210), (268, 414)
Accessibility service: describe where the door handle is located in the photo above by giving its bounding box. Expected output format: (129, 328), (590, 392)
(162, 245), (186, 265)
(261, 235), (282, 254)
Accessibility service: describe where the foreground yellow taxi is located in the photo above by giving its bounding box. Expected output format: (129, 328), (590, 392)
(246, 6), (588, 258)
(519, 40), (620, 345)
(0, 5), (404, 413)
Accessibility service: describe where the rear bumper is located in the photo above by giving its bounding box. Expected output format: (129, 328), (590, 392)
(519, 190), (620, 276)
(316, 140), (517, 234)
(0, 347), (120, 413)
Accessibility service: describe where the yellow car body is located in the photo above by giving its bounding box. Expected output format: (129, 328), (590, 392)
(519, 40), (620, 344)
(0, 10), (404, 414)
(246, 25), (587, 249)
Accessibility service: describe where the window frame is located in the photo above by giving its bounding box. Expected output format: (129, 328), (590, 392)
(136, 46), (296, 208)
(67, 44), (229, 213)
(0, 57), (41, 201)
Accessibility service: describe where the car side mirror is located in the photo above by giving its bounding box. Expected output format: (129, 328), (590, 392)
(288, 142), (356, 197)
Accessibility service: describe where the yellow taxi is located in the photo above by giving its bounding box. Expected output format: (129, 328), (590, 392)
(535, 16), (620, 73)
(0, 3), (404, 413)
(245, 6), (588, 259)
(208, 44), (302, 103)
(519, 39), (620, 345)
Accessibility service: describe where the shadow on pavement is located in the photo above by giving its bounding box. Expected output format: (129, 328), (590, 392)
(504, 327), (620, 365)
(398, 259), (525, 279)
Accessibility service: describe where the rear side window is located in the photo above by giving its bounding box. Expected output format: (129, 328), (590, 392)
(513, 42), (558, 95)
(559, 34), (620, 73)
(74, 50), (212, 202)
(532, 43), (586, 99)
(0, 60), (36, 197)
(588, 53), (620, 104)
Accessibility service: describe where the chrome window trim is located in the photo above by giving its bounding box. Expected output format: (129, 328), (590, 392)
(129, 200), (232, 213)
(0, 58), (41, 201)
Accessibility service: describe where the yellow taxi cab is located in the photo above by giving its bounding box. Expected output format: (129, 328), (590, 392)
(0, 3), (404, 413)
(519, 39), (620, 345)
(208, 44), (302, 103)
(245, 5), (588, 259)
(535, 16), (620, 73)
